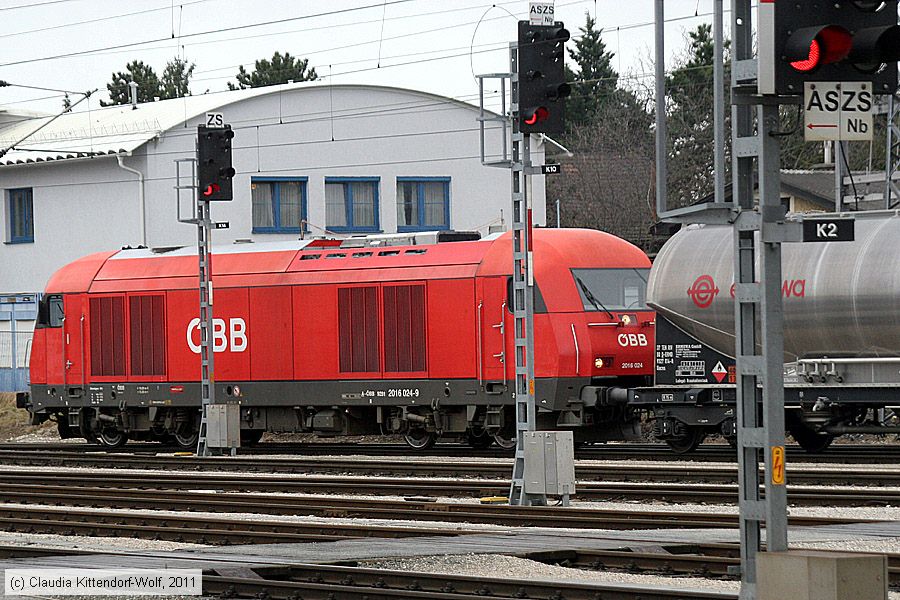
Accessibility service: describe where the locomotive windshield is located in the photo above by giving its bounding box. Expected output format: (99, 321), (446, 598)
(572, 268), (649, 312)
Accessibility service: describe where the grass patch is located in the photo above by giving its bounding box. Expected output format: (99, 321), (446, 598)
(0, 392), (43, 441)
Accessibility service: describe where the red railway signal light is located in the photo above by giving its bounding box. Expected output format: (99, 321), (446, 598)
(759, 0), (900, 95)
(197, 125), (235, 201)
(518, 21), (570, 134)
(786, 26), (853, 72)
(522, 106), (550, 126)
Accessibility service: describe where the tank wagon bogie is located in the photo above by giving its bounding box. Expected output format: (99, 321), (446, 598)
(25, 228), (654, 449)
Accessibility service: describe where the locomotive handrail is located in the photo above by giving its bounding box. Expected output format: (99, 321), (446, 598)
(571, 324), (580, 376)
(798, 357), (900, 364)
(477, 301), (483, 387)
(80, 314), (86, 390)
(587, 322), (619, 327)
(492, 302), (506, 386)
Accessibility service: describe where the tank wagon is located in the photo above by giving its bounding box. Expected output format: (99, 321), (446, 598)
(631, 210), (900, 452)
(20, 228), (654, 449)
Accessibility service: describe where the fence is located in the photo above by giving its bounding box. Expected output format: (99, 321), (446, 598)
(0, 331), (33, 392)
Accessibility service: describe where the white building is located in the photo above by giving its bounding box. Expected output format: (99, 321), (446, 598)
(0, 82), (548, 391)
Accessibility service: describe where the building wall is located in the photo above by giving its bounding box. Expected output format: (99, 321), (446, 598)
(1, 86), (546, 298)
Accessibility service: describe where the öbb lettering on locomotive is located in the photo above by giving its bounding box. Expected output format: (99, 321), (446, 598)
(23, 229), (654, 449)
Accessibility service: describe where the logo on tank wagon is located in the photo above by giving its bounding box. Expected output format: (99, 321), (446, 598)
(687, 275), (719, 309)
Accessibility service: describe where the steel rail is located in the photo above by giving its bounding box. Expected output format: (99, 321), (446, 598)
(0, 504), (468, 545)
(544, 543), (900, 587)
(202, 565), (738, 600)
(4, 442), (900, 462)
(0, 482), (863, 530)
(2, 450), (900, 489)
(1, 468), (899, 506)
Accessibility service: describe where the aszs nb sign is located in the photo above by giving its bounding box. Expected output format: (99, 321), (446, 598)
(802, 218), (855, 242)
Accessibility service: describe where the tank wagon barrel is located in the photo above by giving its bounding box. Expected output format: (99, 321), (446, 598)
(23, 228), (654, 450)
(635, 211), (900, 453)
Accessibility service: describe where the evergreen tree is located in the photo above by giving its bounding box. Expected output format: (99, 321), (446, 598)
(227, 52), (317, 90)
(101, 60), (161, 106)
(565, 13), (619, 127)
(664, 24), (731, 206)
(161, 57), (195, 99)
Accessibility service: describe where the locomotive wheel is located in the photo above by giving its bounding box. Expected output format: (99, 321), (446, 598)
(172, 427), (199, 450)
(97, 428), (128, 448)
(789, 425), (834, 453)
(466, 429), (494, 449)
(241, 429), (265, 446)
(403, 428), (437, 450)
(665, 428), (705, 454)
(492, 432), (517, 451)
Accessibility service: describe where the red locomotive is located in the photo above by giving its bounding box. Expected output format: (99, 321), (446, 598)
(22, 228), (654, 449)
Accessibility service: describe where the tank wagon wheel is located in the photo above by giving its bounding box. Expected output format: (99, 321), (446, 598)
(789, 425), (834, 453)
(97, 427), (128, 449)
(665, 428), (706, 454)
(403, 428), (437, 450)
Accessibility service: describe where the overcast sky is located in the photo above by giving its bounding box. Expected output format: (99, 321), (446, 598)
(0, 0), (723, 115)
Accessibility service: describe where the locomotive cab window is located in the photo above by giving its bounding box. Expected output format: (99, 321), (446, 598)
(506, 277), (548, 313)
(571, 268), (650, 312)
(37, 294), (64, 328)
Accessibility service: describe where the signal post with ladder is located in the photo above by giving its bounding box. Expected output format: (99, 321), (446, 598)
(478, 15), (572, 506)
(175, 116), (239, 457)
(655, 1), (897, 598)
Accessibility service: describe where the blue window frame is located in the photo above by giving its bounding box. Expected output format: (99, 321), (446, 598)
(7, 188), (33, 244)
(325, 177), (380, 233)
(397, 177), (450, 232)
(251, 177), (307, 234)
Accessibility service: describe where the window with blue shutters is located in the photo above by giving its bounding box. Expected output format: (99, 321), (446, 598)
(397, 178), (450, 232)
(7, 188), (33, 244)
(325, 177), (380, 233)
(251, 178), (307, 234)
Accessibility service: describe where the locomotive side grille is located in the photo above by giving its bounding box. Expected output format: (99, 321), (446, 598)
(90, 296), (126, 377)
(338, 286), (380, 373)
(384, 284), (426, 373)
(129, 295), (166, 376)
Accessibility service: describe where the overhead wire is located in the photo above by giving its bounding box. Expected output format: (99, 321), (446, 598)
(0, 0), (215, 41)
(0, 0), (423, 69)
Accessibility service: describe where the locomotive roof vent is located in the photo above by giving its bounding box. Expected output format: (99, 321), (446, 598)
(339, 230), (480, 249)
(150, 246), (186, 254)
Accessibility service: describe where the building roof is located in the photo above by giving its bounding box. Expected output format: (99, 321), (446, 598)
(0, 82), (486, 167)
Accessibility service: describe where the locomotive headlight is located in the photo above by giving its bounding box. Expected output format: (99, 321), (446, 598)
(594, 356), (614, 370)
(619, 313), (638, 326)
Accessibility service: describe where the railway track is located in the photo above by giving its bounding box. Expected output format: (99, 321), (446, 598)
(3, 441), (900, 462)
(0, 481), (861, 530)
(0, 467), (897, 507)
(536, 542), (900, 588)
(2, 450), (900, 489)
(202, 565), (738, 600)
(0, 543), (737, 600)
